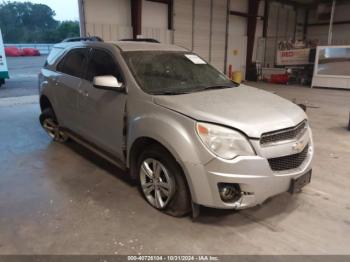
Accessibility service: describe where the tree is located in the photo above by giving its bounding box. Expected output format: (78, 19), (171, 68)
(42, 21), (80, 43)
(57, 21), (80, 40)
(0, 1), (79, 43)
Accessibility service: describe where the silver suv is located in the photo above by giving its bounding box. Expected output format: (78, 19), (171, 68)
(39, 40), (313, 217)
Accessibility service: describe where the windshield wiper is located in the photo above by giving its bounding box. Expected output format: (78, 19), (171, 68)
(151, 83), (238, 95)
(195, 85), (234, 92)
(152, 90), (191, 96)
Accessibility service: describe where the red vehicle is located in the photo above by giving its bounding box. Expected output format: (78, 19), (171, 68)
(22, 48), (41, 56)
(5, 47), (41, 57)
(5, 47), (22, 57)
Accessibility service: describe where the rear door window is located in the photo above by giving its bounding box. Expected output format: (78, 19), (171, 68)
(57, 48), (89, 78)
(85, 49), (122, 82)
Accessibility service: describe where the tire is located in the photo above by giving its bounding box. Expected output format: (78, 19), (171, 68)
(137, 144), (191, 217)
(39, 108), (69, 143)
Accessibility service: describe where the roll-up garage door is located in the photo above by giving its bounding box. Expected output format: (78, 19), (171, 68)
(84, 0), (132, 41)
(142, 0), (171, 43)
(211, 0), (228, 72)
(193, 0), (211, 61)
(174, 0), (193, 50)
(265, 2), (297, 67)
(174, 0), (228, 72)
(227, 16), (247, 80)
(226, 0), (248, 79)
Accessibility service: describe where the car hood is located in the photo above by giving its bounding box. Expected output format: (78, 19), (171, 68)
(153, 85), (306, 138)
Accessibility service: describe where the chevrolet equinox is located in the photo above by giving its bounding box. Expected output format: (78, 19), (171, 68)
(38, 40), (313, 217)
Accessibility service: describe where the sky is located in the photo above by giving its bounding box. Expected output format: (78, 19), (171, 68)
(7, 0), (79, 21)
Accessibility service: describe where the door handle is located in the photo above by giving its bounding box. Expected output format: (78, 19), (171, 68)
(79, 90), (89, 97)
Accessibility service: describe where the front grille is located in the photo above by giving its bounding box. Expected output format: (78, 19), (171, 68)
(260, 120), (307, 145)
(268, 144), (309, 171)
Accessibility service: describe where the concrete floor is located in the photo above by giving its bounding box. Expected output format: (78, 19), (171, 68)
(0, 84), (350, 255)
(0, 56), (46, 98)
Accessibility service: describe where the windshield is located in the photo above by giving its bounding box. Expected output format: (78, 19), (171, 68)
(123, 51), (236, 95)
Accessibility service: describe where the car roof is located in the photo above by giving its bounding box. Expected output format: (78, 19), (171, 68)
(53, 41), (188, 52)
(112, 41), (188, 52)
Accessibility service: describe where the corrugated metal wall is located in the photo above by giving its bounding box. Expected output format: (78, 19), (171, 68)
(260, 1), (350, 67)
(141, 0), (173, 43)
(173, 0), (193, 50)
(264, 1), (297, 67)
(295, 7), (306, 41)
(83, 0), (173, 43)
(307, 2), (350, 45)
(81, 0), (266, 73)
(211, 0), (229, 71)
(83, 0), (133, 41)
(193, 0), (211, 60)
(173, 0), (228, 71)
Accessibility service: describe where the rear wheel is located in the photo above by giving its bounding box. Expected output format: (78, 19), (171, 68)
(39, 108), (68, 143)
(137, 145), (191, 217)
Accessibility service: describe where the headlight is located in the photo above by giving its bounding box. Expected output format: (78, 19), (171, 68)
(196, 122), (255, 160)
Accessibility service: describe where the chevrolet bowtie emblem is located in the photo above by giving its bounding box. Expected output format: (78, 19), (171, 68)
(292, 141), (305, 153)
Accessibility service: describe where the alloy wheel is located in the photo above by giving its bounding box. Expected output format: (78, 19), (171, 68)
(140, 158), (175, 209)
(42, 118), (68, 142)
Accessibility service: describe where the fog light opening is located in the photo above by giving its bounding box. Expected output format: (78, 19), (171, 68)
(218, 183), (241, 203)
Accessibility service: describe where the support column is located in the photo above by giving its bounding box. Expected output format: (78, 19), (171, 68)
(303, 9), (309, 41)
(262, 0), (269, 38)
(328, 0), (336, 45)
(131, 0), (142, 39)
(168, 0), (174, 30)
(78, 0), (87, 37)
(246, 0), (260, 80)
(224, 0), (230, 74)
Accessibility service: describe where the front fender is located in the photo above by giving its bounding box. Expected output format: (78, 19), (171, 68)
(127, 110), (212, 166)
(127, 107), (214, 202)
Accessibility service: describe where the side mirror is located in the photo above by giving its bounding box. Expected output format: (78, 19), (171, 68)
(93, 75), (125, 92)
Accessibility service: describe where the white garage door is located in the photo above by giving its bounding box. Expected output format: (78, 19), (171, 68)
(211, 0), (228, 72)
(227, 15), (247, 79)
(174, 0), (193, 50)
(265, 1), (296, 67)
(193, 0), (211, 60)
(226, 0), (248, 79)
(142, 1), (172, 43)
(84, 0), (132, 41)
(173, 0), (228, 72)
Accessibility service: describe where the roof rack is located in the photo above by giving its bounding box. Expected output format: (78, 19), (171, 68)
(62, 36), (104, 43)
(120, 38), (160, 43)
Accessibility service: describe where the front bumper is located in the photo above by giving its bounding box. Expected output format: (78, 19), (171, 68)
(184, 130), (314, 209)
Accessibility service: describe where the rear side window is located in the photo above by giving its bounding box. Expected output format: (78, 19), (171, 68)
(44, 47), (64, 68)
(57, 48), (89, 78)
(85, 49), (122, 82)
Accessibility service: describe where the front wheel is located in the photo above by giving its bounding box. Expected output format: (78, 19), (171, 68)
(39, 108), (69, 143)
(137, 145), (191, 217)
